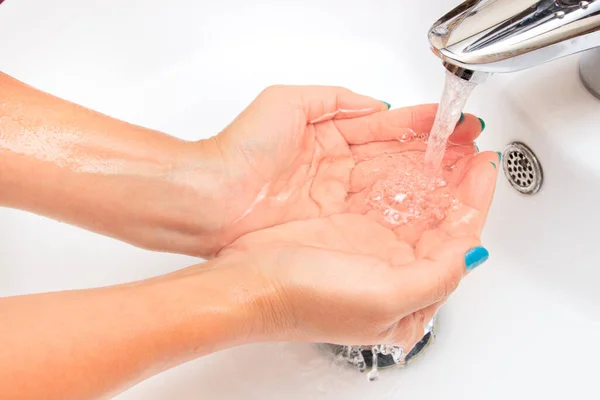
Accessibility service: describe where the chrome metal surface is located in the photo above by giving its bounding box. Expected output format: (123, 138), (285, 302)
(502, 142), (543, 195)
(429, 0), (600, 75)
(580, 47), (600, 98)
(443, 62), (491, 84)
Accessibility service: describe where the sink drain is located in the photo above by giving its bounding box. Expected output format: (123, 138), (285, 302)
(502, 142), (543, 194)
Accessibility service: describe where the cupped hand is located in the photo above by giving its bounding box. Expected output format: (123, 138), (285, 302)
(206, 85), (484, 255)
(217, 151), (498, 350)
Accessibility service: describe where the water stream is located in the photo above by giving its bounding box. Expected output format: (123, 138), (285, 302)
(424, 70), (477, 174)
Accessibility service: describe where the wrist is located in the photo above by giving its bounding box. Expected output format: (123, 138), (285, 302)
(164, 138), (233, 256)
(138, 256), (285, 357)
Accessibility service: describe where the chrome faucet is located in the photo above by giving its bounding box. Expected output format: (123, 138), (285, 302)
(429, 0), (600, 97)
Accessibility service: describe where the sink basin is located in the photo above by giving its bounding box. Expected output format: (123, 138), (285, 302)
(0, 1), (598, 399)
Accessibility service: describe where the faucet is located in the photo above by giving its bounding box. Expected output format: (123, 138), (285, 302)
(428, 0), (600, 97)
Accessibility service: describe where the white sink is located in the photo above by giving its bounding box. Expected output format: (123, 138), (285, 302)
(0, 1), (598, 399)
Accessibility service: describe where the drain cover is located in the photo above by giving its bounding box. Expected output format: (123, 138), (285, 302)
(502, 142), (543, 194)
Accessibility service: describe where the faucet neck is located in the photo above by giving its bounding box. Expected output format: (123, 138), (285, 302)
(429, 0), (600, 74)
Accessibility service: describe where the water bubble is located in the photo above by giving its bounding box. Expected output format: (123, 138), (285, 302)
(394, 193), (407, 202)
(399, 132), (414, 142)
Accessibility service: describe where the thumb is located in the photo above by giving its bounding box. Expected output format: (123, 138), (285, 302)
(390, 239), (489, 312)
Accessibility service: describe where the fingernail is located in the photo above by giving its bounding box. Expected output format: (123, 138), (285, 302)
(489, 161), (497, 169)
(380, 101), (391, 110)
(478, 117), (486, 132)
(496, 151), (502, 161)
(474, 144), (480, 153)
(465, 247), (489, 272)
(458, 112), (465, 124)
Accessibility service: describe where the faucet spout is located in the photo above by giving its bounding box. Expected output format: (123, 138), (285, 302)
(429, 0), (600, 78)
(442, 61), (491, 84)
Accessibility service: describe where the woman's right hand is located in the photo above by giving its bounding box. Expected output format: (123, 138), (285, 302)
(211, 150), (499, 349)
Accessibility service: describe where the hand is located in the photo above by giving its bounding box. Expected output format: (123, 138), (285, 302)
(216, 150), (499, 349)
(204, 85), (484, 255)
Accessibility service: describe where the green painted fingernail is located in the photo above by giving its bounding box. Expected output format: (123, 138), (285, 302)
(496, 151), (502, 161)
(478, 117), (486, 132)
(458, 112), (465, 124)
(465, 247), (489, 272)
(474, 144), (480, 153)
(380, 101), (391, 110)
(489, 161), (497, 169)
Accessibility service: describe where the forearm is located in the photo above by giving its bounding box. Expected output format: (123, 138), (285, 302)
(0, 73), (226, 256)
(0, 259), (264, 400)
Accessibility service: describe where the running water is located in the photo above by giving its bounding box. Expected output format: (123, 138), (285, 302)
(423, 70), (477, 174)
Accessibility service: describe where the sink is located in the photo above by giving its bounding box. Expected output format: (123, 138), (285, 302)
(0, 1), (598, 399)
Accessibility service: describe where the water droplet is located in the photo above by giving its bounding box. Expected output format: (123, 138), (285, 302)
(431, 25), (449, 36)
(399, 132), (415, 142)
(367, 347), (380, 381)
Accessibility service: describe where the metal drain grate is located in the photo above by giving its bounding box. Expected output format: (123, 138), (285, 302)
(502, 142), (543, 194)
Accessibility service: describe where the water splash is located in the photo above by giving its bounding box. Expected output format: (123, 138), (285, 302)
(424, 70), (477, 174)
(367, 346), (380, 381)
(365, 150), (458, 229)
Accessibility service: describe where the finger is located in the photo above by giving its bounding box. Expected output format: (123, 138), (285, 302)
(258, 85), (388, 124)
(389, 236), (484, 312)
(453, 151), (499, 218)
(335, 104), (483, 145)
(409, 152), (497, 259)
(350, 140), (426, 163)
(386, 302), (441, 349)
(440, 151), (499, 237)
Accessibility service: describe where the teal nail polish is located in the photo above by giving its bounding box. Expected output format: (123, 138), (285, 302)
(465, 247), (489, 272)
(478, 117), (486, 132)
(489, 161), (497, 169)
(458, 112), (465, 124)
(380, 101), (391, 110)
(496, 151), (502, 161)
(474, 144), (480, 153)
